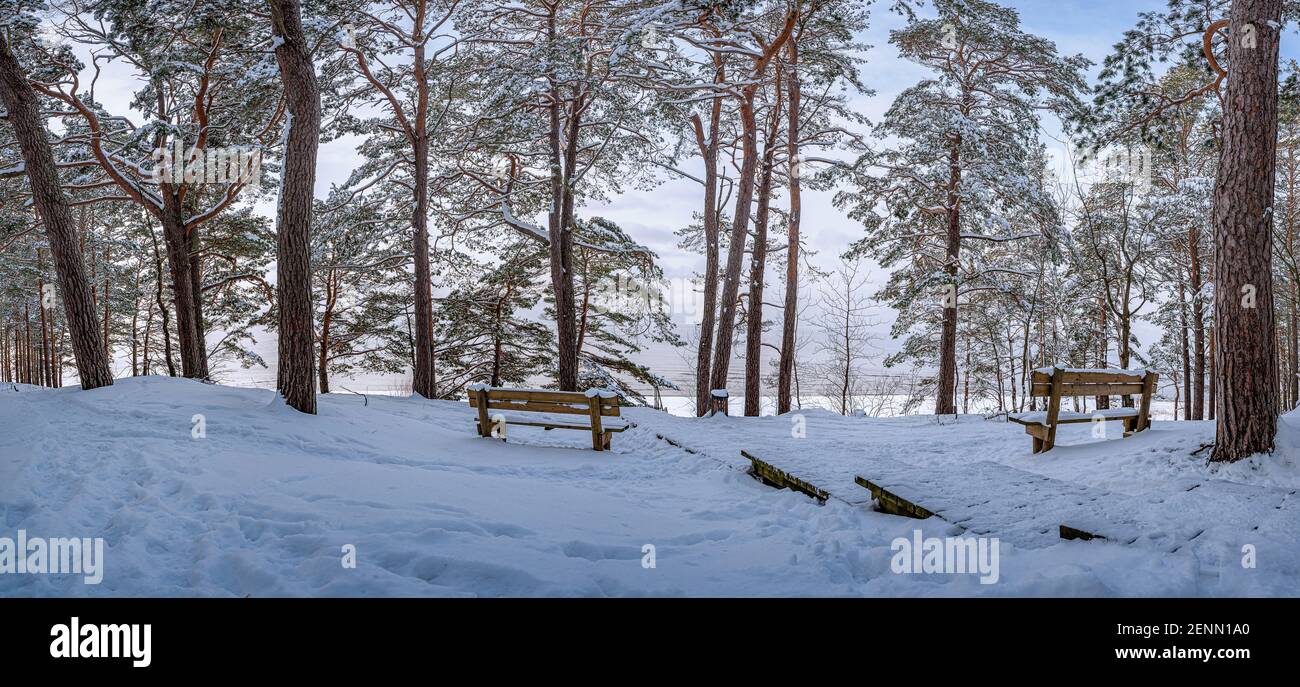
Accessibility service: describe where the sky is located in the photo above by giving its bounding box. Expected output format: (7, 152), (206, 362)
(53, 1), (1295, 397)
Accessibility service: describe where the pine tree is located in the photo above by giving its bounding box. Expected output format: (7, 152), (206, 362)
(326, 0), (469, 399)
(839, 0), (1085, 415)
(0, 17), (113, 390)
(311, 192), (411, 394)
(1210, 0), (1284, 461)
(434, 248), (554, 394)
(269, 0), (322, 414)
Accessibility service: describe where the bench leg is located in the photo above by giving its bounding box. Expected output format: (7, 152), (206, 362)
(475, 389), (491, 437)
(603, 431), (613, 451)
(1025, 424), (1051, 454)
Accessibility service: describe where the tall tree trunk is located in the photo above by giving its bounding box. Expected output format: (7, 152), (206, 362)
(410, 12), (437, 399)
(1189, 227), (1206, 419)
(692, 68), (723, 416)
(160, 207), (204, 378)
(188, 232), (208, 379)
(149, 81), (203, 380)
(23, 305), (32, 384)
(1208, 329), (1217, 420)
(0, 33), (113, 390)
(705, 17), (794, 412)
(270, 0), (321, 415)
(130, 253), (143, 376)
(1096, 296), (1110, 409)
(318, 271), (335, 395)
(777, 41), (801, 415)
(935, 135), (961, 415)
(1211, 0), (1282, 461)
(961, 344), (970, 414)
(1178, 279), (1191, 419)
(37, 249), (50, 386)
(545, 8), (579, 391)
(743, 169), (771, 416)
(103, 242), (111, 359)
(150, 230), (177, 377)
(1291, 295), (1299, 410)
(1119, 313), (1134, 408)
(491, 287), (509, 388)
(710, 91), (763, 411)
(744, 72), (782, 417)
(576, 257), (590, 354)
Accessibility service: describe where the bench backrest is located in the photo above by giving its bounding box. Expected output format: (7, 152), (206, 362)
(1030, 369), (1148, 399)
(468, 388), (621, 417)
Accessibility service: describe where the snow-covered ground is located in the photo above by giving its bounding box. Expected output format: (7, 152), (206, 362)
(1, 377), (1296, 597)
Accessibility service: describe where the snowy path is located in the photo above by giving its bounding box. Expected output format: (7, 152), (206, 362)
(1, 378), (1297, 596)
(627, 407), (1300, 593)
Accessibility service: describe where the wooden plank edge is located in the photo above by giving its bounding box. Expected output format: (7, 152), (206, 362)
(852, 475), (937, 520)
(1059, 524), (1106, 541)
(741, 450), (830, 503)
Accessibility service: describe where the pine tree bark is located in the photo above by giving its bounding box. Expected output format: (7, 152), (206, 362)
(147, 83), (208, 381)
(777, 40), (801, 416)
(159, 206), (205, 378)
(410, 12), (437, 399)
(269, 0), (320, 415)
(1096, 296), (1110, 410)
(693, 120), (720, 416)
(318, 271), (335, 395)
(743, 69), (782, 417)
(692, 58), (725, 417)
(935, 135), (961, 415)
(1211, 0), (1282, 461)
(710, 92), (760, 409)
(103, 243), (111, 359)
(189, 232), (209, 379)
(545, 7), (579, 391)
(1288, 189), (1299, 409)
(1189, 228), (1206, 419)
(1178, 279), (1192, 419)
(149, 230), (177, 377)
(708, 14), (795, 413)
(1208, 329), (1217, 420)
(1291, 296), (1299, 410)
(0, 33), (113, 390)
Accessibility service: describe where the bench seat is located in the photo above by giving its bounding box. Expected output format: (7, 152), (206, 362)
(489, 417), (629, 433)
(1009, 407), (1139, 426)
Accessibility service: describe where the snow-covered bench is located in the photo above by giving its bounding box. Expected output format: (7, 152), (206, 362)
(467, 385), (627, 451)
(1008, 367), (1157, 453)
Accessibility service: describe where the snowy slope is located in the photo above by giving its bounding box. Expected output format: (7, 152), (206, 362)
(0, 377), (1296, 597)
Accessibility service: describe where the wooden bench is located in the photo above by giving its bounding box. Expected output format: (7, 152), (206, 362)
(1008, 368), (1157, 453)
(466, 385), (627, 451)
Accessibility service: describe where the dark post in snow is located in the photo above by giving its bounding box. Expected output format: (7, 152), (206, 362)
(1211, 0), (1283, 461)
(0, 33), (114, 391)
(269, 0), (320, 414)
